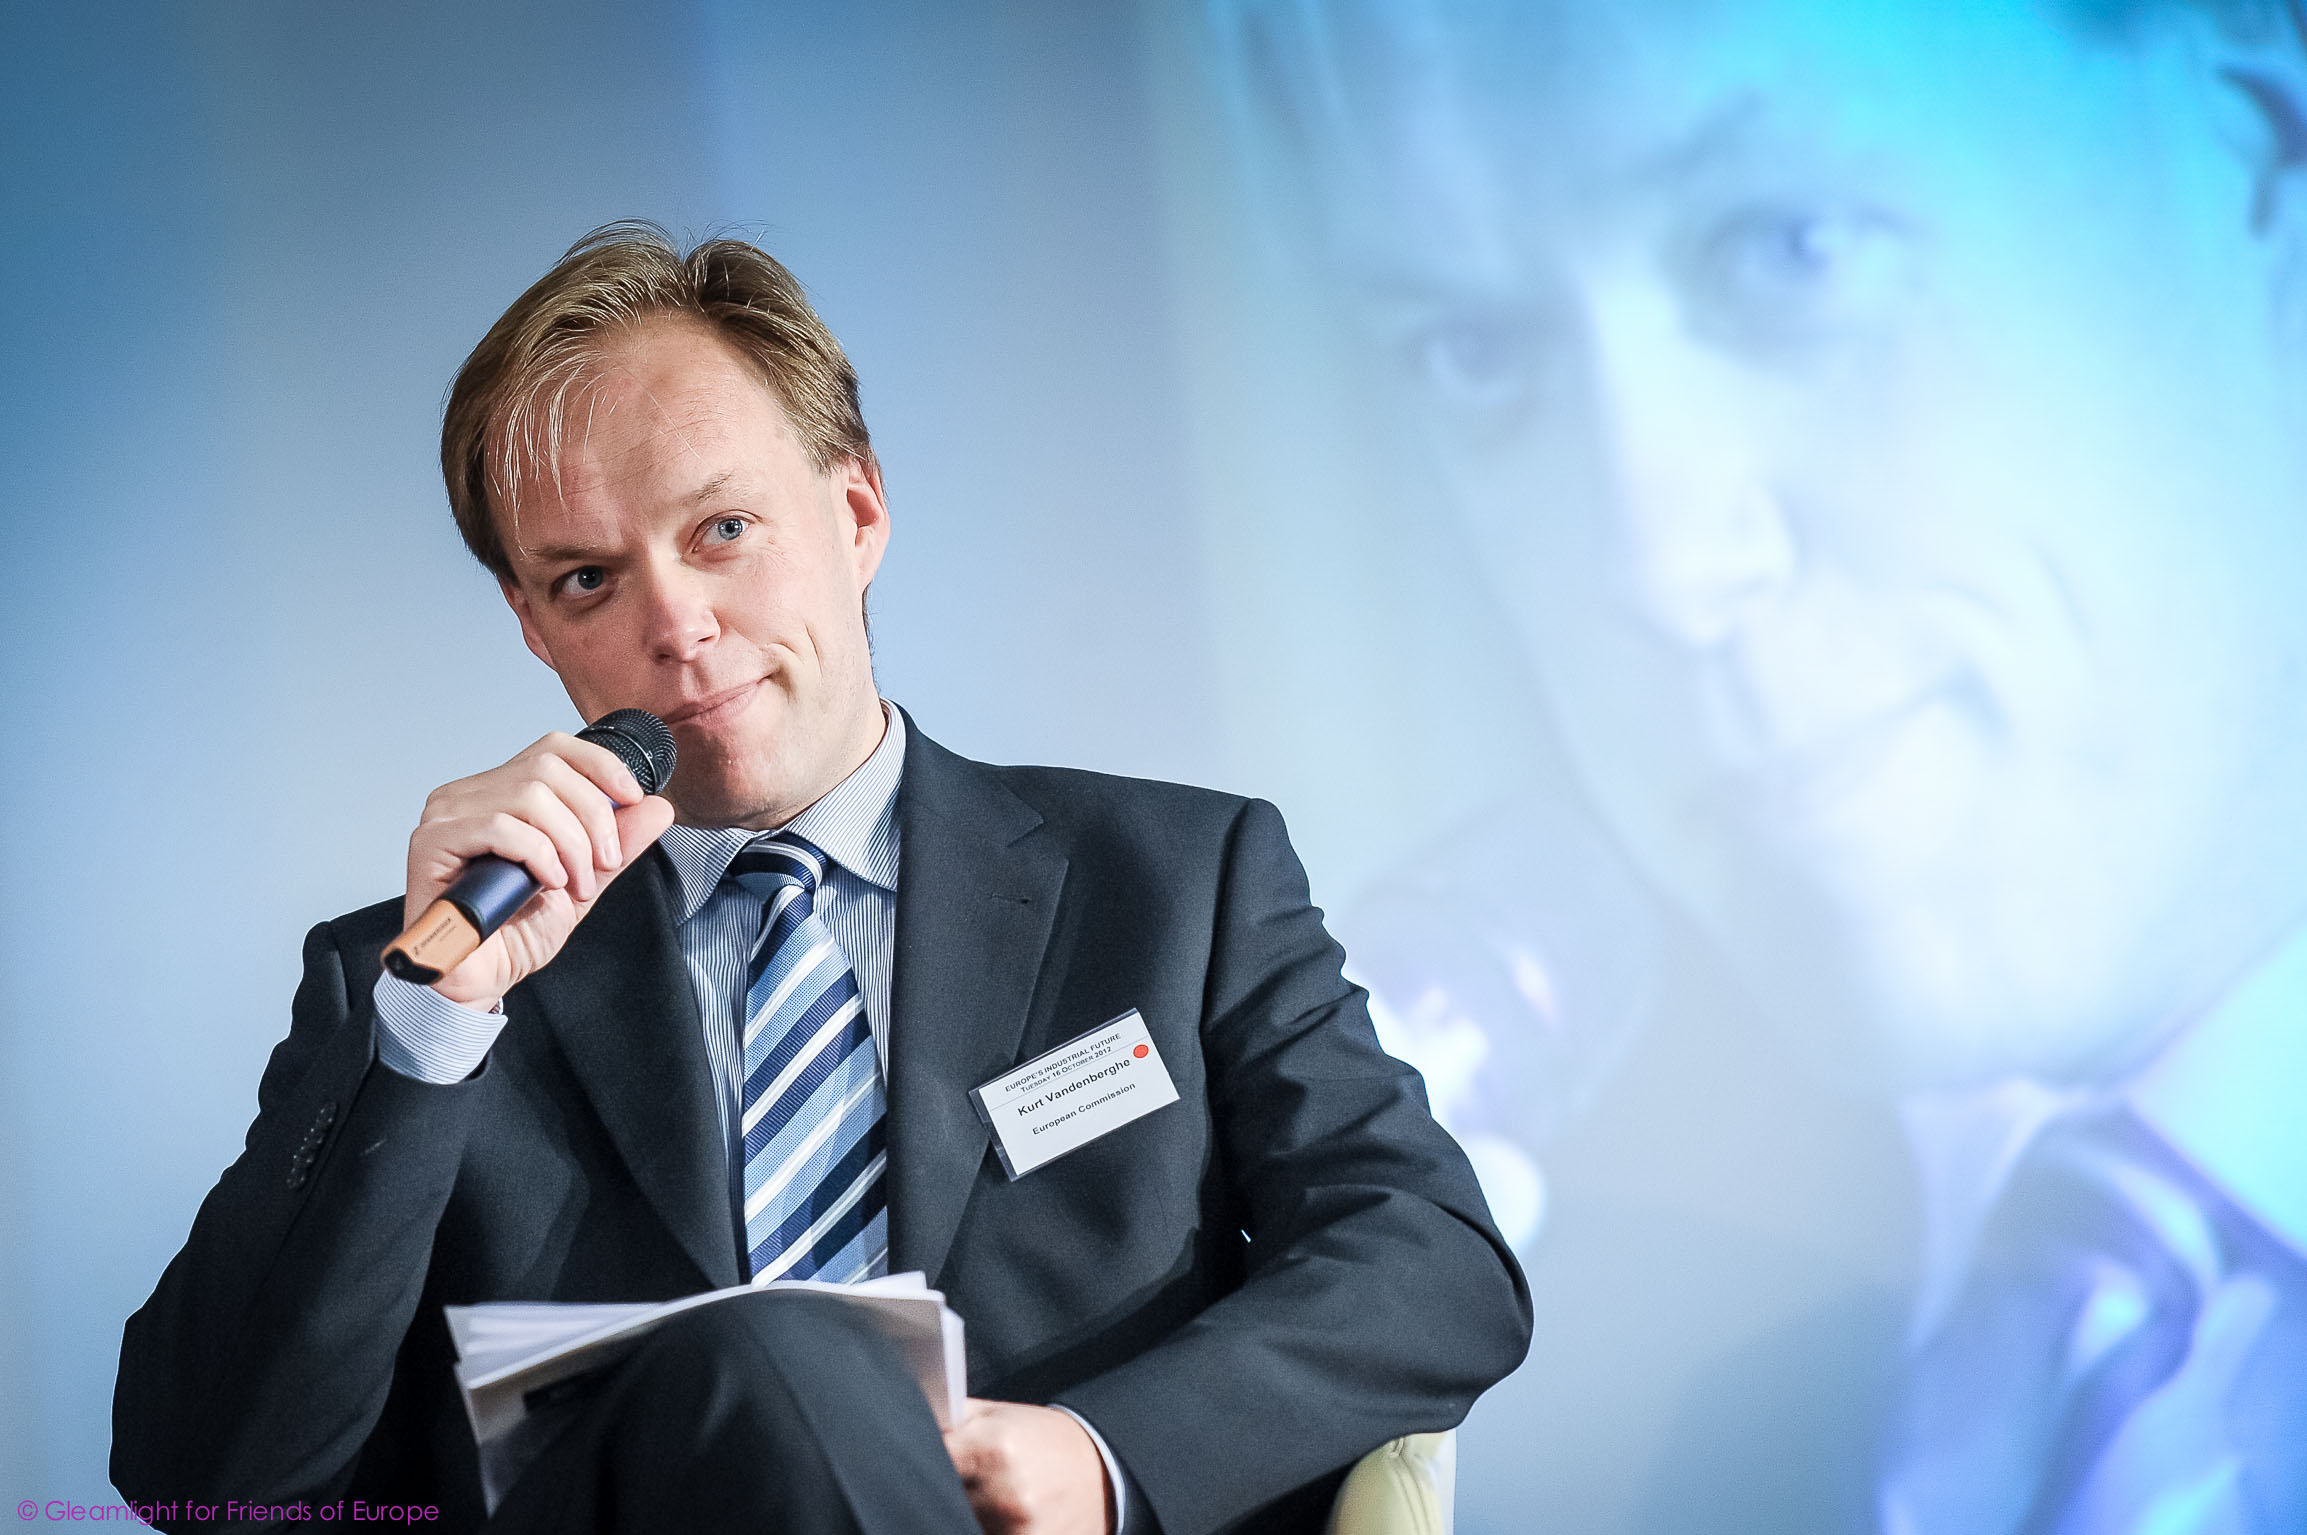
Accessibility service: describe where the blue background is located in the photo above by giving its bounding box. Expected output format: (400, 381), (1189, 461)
(8, 3), (2298, 1531)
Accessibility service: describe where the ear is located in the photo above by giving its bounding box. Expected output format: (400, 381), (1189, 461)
(837, 454), (891, 592)
(500, 576), (561, 673)
(2219, 59), (2307, 235)
(2197, 15), (2307, 334)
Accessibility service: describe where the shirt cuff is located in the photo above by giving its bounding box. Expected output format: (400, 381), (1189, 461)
(372, 971), (505, 1083)
(1052, 1404), (1129, 1535)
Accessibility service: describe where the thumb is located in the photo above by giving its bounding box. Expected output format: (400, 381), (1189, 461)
(611, 795), (678, 863)
(942, 1403), (995, 1474)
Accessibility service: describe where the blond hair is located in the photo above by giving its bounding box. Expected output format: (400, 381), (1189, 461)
(441, 222), (874, 580)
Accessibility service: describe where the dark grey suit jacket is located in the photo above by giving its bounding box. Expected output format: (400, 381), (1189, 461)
(114, 721), (1532, 1534)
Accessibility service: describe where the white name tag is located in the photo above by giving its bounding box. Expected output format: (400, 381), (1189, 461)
(970, 1009), (1180, 1179)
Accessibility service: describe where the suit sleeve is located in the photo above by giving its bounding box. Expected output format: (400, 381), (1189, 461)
(1052, 798), (1535, 1535)
(112, 918), (492, 1523)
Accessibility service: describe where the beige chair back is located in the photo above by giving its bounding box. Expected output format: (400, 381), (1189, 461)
(1325, 1430), (1456, 1535)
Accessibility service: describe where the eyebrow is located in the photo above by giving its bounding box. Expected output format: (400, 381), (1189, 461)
(1631, 94), (1767, 190)
(518, 537), (611, 567)
(1338, 96), (1777, 307)
(517, 471), (742, 567)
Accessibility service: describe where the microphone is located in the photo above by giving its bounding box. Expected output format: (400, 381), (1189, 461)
(381, 709), (677, 986)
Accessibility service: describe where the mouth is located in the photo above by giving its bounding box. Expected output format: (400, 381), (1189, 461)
(1771, 700), (1930, 815)
(661, 678), (766, 731)
(1723, 677), (1978, 843)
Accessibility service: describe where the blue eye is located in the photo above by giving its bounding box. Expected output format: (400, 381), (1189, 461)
(1693, 205), (1909, 346)
(709, 516), (746, 543)
(1402, 316), (1541, 425)
(1722, 212), (1842, 287)
(559, 566), (606, 596)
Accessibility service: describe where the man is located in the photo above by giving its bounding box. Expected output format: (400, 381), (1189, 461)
(111, 225), (1530, 1534)
(1218, 0), (2307, 1529)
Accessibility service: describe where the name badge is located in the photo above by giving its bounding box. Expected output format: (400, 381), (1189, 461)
(970, 1009), (1180, 1179)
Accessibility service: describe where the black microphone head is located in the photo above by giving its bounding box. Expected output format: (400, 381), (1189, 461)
(579, 708), (678, 797)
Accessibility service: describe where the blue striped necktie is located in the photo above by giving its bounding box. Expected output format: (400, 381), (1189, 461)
(725, 832), (889, 1285)
(1881, 1107), (2307, 1534)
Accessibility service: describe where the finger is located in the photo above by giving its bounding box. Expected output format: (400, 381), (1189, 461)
(456, 810), (570, 898)
(942, 1416), (996, 1482)
(506, 780), (603, 903)
(430, 934), (515, 1010)
(543, 731), (648, 808)
(408, 809), (569, 911)
(425, 877), (572, 1008)
(487, 884), (581, 975)
(531, 752), (628, 874)
(611, 795), (677, 861)
(561, 797), (678, 912)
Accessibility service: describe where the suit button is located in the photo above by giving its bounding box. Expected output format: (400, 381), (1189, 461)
(287, 1101), (338, 1188)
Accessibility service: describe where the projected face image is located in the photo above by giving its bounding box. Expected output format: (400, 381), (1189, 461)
(1304, 0), (2307, 1091)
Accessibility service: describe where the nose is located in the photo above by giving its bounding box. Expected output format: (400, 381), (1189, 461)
(1583, 282), (1798, 651)
(637, 558), (719, 662)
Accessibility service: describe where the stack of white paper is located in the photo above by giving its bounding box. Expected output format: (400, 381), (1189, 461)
(446, 1272), (967, 1510)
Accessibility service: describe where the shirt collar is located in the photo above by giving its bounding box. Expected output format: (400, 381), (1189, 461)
(659, 701), (905, 922)
(1899, 1077), (2086, 1345)
(1900, 922), (2307, 1343)
(2129, 921), (2307, 1262)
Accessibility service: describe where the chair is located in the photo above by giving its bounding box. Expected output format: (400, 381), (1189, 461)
(1327, 1430), (1456, 1535)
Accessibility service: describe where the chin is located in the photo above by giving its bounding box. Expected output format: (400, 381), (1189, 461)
(1775, 895), (2182, 1094)
(661, 760), (759, 823)
(672, 783), (774, 830)
(663, 726), (780, 819)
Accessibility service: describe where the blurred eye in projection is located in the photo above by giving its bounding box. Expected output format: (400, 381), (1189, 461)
(1391, 310), (1557, 441)
(1688, 204), (1914, 349)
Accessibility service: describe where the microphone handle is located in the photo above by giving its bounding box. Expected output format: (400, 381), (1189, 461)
(379, 856), (544, 986)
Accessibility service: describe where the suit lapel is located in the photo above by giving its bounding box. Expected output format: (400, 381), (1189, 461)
(887, 721), (1068, 1283)
(521, 848), (741, 1291)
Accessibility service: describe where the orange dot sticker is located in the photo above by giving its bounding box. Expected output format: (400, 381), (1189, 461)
(1133, 1044), (1149, 1059)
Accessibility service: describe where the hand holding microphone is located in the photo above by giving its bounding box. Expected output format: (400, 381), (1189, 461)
(383, 710), (678, 1005)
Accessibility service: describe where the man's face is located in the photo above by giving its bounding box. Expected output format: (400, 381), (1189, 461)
(496, 316), (888, 829)
(1321, 0), (2307, 1089)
